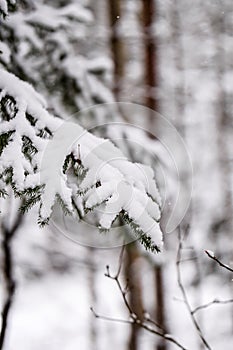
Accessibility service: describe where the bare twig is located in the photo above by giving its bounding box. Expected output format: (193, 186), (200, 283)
(104, 246), (134, 316)
(91, 306), (189, 350)
(192, 298), (233, 315)
(0, 210), (24, 350)
(90, 307), (134, 325)
(174, 295), (233, 316)
(143, 313), (165, 332)
(91, 245), (189, 350)
(176, 229), (212, 350)
(205, 250), (233, 273)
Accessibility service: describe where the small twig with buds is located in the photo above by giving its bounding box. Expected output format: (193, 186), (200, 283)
(176, 229), (212, 350)
(91, 246), (189, 350)
(205, 250), (233, 273)
(192, 298), (233, 315)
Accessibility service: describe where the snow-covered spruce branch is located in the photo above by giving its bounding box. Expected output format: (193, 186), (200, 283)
(0, 69), (163, 251)
(176, 230), (212, 350)
(205, 250), (233, 273)
(91, 247), (188, 350)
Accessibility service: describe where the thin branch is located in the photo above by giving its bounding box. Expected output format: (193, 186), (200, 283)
(91, 306), (188, 350)
(116, 244), (125, 278)
(173, 296), (186, 304)
(92, 246), (189, 350)
(178, 257), (198, 263)
(104, 246), (133, 316)
(143, 313), (165, 332)
(176, 229), (212, 350)
(90, 307), (134, 325)
(0, 210), (24, 350)
(91, 307), (187, 350)
(192, 298), (233, 315)
(205, 250), (233, 273)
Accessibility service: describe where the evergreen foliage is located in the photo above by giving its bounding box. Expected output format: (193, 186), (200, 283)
(0, 1), (163, 252)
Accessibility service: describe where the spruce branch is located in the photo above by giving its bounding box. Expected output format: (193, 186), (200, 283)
(0, 188), (7, 198)
(123, 212), (160, 253)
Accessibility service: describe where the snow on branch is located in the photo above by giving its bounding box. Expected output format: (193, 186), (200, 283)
(205, 250), (233, 273)
(0, 0), (15, 18)
(0, 70), (163, 252)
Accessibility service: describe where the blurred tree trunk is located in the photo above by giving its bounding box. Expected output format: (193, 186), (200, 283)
(141, 1), (167, 349)
(212, 5), (233, 330)
(142, 0), (159, 133)
(107, 0), (124, 99)
(107, 2), (145, 349)
(107, 1), (168, 348)
(153, 265), (167, 350)
(215, 11), (233, 235)
(170, 0), (186, 136)
(201, 3), (233, 259)
(124, 243), (144, 350)
(0, 209), (23, 350)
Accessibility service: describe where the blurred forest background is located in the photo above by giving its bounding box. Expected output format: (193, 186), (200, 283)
(0, 0), (233, 349)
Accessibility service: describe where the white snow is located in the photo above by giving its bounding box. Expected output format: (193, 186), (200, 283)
(0, 0), (8, 15)
(0, 41), (11, 64)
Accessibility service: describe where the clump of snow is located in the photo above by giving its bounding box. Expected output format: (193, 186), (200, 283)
(0, 41), (11, 64)
(0, 0), (8, 16)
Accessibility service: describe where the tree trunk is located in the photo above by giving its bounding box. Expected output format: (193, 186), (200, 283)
(141, 0), (159, 134)
(125, 243), (144, 350)
(107, 0), (124, 98)
(141, 1), (167, 349)
(0, 210), (23, 349)
(212, 6), (233, 331)
(107, 2), (144, 349)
